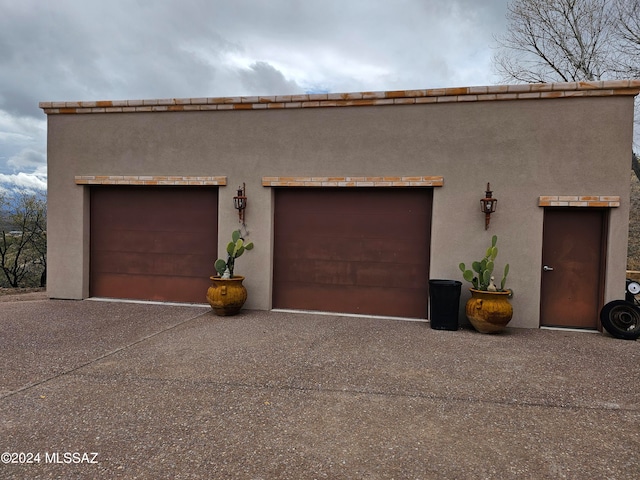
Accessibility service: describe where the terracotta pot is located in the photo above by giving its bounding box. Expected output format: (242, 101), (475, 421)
(465, 288), (513, 334)
(206, 276), (247, 316)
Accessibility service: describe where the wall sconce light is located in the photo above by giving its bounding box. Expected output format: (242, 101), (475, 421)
(480, 182), (497, 230)
(233, 182), (247, 224)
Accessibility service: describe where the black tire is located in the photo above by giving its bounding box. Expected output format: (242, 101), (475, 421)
(600, 300), (640, 340)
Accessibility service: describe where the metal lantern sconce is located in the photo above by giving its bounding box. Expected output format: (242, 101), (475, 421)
(233, 183), (247, 224)
(480, 182), (497, 230)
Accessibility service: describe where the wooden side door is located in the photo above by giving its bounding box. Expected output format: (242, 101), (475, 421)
(540, 208), (607, 329)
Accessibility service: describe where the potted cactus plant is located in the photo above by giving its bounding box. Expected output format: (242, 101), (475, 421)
(459, 235), (513, 333)
(206, 230), (254, 316)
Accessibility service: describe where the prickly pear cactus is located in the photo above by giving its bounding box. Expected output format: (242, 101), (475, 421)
(459, 235), (510, 292)
(215, 230), (254, 277)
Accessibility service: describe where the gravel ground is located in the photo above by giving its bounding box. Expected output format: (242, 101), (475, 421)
(0, 288), (46, 302)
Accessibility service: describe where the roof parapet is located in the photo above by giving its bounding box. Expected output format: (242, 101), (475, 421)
(39, 80), (640, 115)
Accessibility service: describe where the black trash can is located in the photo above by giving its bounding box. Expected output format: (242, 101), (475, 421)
(428, 279), (462, 331)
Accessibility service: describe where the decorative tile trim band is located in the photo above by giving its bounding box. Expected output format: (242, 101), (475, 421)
(74, 175), (227, 186)
(539, 195), (620, 207)
(262, 176), (444, 187)
(40, 80), (640, 115)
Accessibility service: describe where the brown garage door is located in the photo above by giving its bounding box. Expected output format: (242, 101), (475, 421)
(90, 186), (217, 303)
(273, 188), (432, 318)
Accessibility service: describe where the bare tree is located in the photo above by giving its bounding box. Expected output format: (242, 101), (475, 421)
(493, 0), (621, 82)
(612, 0), (640, 78)
(0, 191), (47, 288)
(495, 0), (640, 81)
(26, 192), (47, 287)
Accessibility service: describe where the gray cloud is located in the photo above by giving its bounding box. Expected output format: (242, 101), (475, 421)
(238, 61), (304, 95)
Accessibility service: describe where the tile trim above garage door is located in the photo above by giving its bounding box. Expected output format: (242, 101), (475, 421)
(262, 176), (444, 187)
(75, 175), (227, 186)
(538, 195), (620, 207)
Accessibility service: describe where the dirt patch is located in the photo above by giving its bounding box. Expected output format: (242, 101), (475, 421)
(0, 287), (47, 302)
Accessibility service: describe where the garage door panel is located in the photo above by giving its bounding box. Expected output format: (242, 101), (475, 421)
(275, 282), (428, 318)
(280, 190), (413, 215)
(92, 215), (215, 234)
(277, 259), (427, 288)
(282, 260), (355, 286)
(277, 236), (429, 263)
(95, 214), (215, 233)
(93, 230), (213, 255)
(92, 252), (213, 276)
(95, 196), (216, 231)
(91, 273), (209, 303)
(284, 212), (426, 239)
(354, 262), (428, 288)
(274, 188), (432, 318)
(91, 186), (217, 303)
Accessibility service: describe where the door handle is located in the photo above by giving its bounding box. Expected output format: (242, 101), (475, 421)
(543, 265), (554, 272)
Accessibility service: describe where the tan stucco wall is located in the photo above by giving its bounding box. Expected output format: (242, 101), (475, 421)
(44, 82), (638, 328)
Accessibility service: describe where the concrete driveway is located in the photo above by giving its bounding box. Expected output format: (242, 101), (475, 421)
(1, 298), (639, 479)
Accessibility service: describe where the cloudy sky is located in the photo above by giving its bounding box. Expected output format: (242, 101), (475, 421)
(0, 0), (512, 194)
